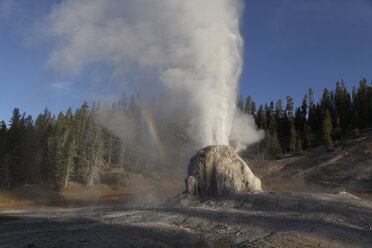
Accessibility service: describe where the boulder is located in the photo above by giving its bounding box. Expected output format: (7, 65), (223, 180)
(185, 145), (262, 196)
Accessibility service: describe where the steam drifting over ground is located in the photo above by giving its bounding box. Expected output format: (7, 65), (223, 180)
(45, 0), (263, 150)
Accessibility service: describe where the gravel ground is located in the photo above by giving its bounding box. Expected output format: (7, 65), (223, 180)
(1, 191), (371, 248)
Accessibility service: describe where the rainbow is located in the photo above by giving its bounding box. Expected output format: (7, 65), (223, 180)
(136, 100), (166, 160)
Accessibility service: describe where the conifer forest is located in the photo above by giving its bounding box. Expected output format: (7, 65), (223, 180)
(1, 78), (371, 189)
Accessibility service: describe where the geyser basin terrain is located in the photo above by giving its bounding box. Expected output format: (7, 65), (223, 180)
(185, 145), (262, 195)
(1, 191), (371, 247)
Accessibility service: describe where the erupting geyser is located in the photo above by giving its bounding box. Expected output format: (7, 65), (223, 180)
(45, 0), (263, 152)
(185, 145), (261, 196)
(45, 0), (264, 190)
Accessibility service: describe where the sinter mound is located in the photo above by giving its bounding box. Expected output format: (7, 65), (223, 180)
(185, 145), (261, 195)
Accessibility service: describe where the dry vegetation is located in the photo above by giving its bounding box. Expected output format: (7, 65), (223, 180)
(247, 128), (372, 196)
(0, 183), (132, 210)
(0, 167), (185, 210)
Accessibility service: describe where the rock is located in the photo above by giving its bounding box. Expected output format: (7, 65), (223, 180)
(185, 145), (262, 196)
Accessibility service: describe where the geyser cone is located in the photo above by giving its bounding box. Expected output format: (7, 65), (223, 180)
(185, 145), (262, 196)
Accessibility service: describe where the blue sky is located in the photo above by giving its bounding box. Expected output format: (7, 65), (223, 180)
(240, 0), (372, 106)
(1, 0), (372, 123)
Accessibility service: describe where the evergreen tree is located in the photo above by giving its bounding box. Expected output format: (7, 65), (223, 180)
(333, 116), (342, 141)
(7, 108), (22, 151)
(0, 121), (10, 187)
(54, 109), (77, 189)
(295, 133), (304, 154)
(322, 110), (334, 151)
(244, 96), (252, 114)
(334, 81), (351, 130)
(35, 107), (54, 183)
(72, 105), (89, 183)
(286, 96), (294, 117)
(304, 124), (313, 148)
(264, 131), (272, 159)
(250, 101), (257, 117)
(85, 107), (105, 186)
(321, 88), (331, 117)
(7, 108), (25, 185)
(294, 107), (303, 135)
(301, 94), (308, 118)
(353, 78), (370, 128)
(256, 105), (267, 130)
(263, 103), (269, 128)
(297, 94), (308, 135)
(54, 112), (67, 188)
(118, 90), (128, 113)
(21, 115), (37, 185)
(280, 112), (290, 151)
(275, 99), (283, 121)
(288, 117), (296, 153)
(237, 94), (244, 112)
(268, 114), (277, 133)
(308, 88), (318, 132)
(271, 132), (282, 158)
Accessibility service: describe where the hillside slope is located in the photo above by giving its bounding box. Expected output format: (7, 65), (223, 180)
(248, 129), (372, 195)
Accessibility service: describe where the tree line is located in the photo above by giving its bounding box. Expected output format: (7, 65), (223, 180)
(239, 78), (372, 158)
(0, 78), (371, 188)
(0, 92), (150, 189)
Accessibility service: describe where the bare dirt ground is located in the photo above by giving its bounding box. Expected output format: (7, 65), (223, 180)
(1, 191), (371, 248)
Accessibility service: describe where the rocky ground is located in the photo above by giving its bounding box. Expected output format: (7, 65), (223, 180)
(1, 191), (371, 248)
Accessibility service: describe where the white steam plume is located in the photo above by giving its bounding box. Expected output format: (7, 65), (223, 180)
(46, 0), (263, 150)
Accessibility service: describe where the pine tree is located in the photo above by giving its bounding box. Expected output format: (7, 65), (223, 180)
(295, 134), (304, 154)
(281, 112), (290, 151)
(250, 101), (257, 117)
(321, 88), (331, 117)
(275, 99), (283, 121)
(286, 96), (294, 117)
(263, 103), (269, 128)
(264, 131), (272, 159)
(266, 114), (282, 158)
(334, 81), (351, 130)
(244, 96), (252, 114)
(268, 114), (277, 133)
(322, 110), (334, 151)
(301, 94), (308, 118)
(271, 132), (282, 158)
(297, 94), (308, 136)
(72, 105), (89, 183)
(7, 108), (22, 151)
(274, 99), (284, 141)
(294, 107), (303, 136)
(308, 88), (318, 132)
(256, 105), (267, 130)
(55, 112), (67, 188)
(353, 78), (370, 128)
(7, 108), (25, 185)
(85, 107), (105, 186)
(304, 124), (313, 148)
(333, 116), (342, 141)
(21, 115), (37, 185)
(237, 94), (244, 112)
(118, 90), (128, 124)
(54, 111), (77, 189)
(288, 117), (296, 153)
(0, 121), (9, 187)
(35, 107), (54, 183)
